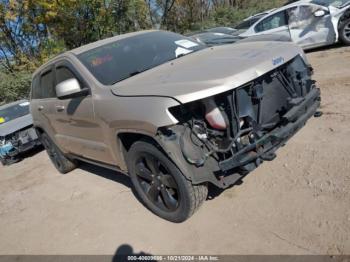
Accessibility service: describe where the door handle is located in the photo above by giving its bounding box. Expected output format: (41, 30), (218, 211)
(55, 105), (65, 112)
(38, 106), (44, 111)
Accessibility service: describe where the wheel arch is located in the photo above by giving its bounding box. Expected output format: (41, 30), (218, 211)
(115, 130), (197, 184)
(338, 8), (350, 29)
(116, 131), (165, 171)
(115, 128), (224, 187)
(337, 8), (350, 44)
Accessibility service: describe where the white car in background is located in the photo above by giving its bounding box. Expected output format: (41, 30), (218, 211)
(238, 0), (350, 50)
(234, 10), (275, 35)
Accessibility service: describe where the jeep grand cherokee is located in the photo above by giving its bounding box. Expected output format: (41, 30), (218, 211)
(30, 30), (321, 222)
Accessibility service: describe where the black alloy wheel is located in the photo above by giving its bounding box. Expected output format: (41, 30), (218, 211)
(135, 153), (179, 212)
(127, 141), (208, 223)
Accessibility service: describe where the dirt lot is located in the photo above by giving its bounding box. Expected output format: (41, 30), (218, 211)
(0, 46), (349, 255)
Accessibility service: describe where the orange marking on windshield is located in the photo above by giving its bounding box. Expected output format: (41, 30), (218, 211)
(90, 55), (113, 67)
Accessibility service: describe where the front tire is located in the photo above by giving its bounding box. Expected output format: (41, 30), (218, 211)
(40, 132), (77, 174)
(339, 19), (350, 45)
(126, 141), (208, 223)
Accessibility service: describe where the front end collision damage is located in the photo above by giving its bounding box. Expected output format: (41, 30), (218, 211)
(156, 55), (321, 189)
(0, 142), (14, 158)
(0, 127), (40, 164)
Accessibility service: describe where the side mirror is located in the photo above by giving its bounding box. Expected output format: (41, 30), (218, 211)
(314, 10), (326, 17)
(56, 78), (89, 99)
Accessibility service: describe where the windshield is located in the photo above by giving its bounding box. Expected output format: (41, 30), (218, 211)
(0, 102), (30, 125)
(78, 31), (206, 85)
(311, 0), (350, 7)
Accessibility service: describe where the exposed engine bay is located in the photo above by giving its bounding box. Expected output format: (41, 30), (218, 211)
(0, 126), (40, 165)
(160, 55), (321, 188)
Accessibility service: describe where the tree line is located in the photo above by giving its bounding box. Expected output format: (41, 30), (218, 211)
(0, 0), (285, 103)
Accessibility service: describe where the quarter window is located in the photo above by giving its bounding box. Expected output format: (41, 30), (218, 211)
(255, 11), (288, 32)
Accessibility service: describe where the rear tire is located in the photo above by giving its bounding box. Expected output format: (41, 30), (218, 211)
(40, 132), (77, 174)
(339, 19), (350, 45)
(126, 141), (207, 223)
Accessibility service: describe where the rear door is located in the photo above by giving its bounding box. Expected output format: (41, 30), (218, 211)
(253, 10), (292, 39)
(53, 59), (113, 164)
(287, 4), (336, 48)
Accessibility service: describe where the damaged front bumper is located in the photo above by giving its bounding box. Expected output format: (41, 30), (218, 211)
(219, 87), (320, 172)
(158, 55), (321, 189)
(159, 87), (321, 189)
(0, 127), (41, 162)
(0, 142), (14, 158)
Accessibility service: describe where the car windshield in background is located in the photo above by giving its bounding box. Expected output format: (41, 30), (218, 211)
(78, 31), (206, 85)
(311, 0), (350, 7)
(0, 102), (30, 125)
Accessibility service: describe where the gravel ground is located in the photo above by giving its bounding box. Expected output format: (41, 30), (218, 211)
(0, 45), (349, 255)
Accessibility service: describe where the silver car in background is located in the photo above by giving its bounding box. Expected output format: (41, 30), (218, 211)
(189, 31), (292, 46)
(238, 0), (350, 49)
(0, 100), (41, 165)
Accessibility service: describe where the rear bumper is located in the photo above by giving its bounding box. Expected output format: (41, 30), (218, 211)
(217, 88), (321, 187)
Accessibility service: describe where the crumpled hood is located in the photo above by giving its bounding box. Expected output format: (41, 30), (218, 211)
(0, 114), (33, 137)
(111, 41), (304, 104)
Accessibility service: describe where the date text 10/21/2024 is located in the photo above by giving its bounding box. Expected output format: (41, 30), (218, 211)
(126, 255), (220, 261)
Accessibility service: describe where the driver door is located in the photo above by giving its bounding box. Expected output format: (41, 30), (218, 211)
(53, 59), (113, 164)
(287, 4), (336, 49)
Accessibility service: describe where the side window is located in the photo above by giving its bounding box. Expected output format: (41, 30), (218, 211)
(40, 70), (56, 98)
(235, 20), (252, 30)
(56, 66), (76, 85)
(31, 75), (41, 99)
(255, 11), (288, 32)
(288, 6), (318, 28)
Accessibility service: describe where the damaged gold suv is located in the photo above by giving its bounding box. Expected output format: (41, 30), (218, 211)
(30, 30), (321, 222)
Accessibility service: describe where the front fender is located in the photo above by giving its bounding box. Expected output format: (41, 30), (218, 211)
(330, 6), (350, 42)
